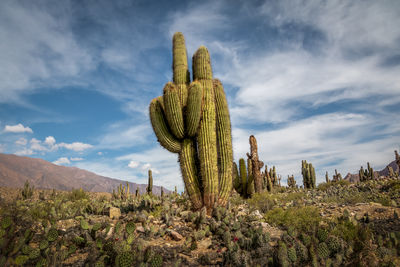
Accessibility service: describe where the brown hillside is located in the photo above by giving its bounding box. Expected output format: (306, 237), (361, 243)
(0, 153), (168, 195)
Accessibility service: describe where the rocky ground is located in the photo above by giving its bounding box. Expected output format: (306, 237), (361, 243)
(0, 178), (399, 266)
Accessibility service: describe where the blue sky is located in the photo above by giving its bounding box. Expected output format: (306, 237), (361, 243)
(1, 0), (399, 191)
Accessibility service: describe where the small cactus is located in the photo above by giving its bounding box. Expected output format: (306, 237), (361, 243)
(287, 245), (297, 263)
(126, 221), (136, 235)
(47, 228), (58, 242)
(317, 242), (330, 259)
(116, 251), (135, 267)
(150, 254), (163, 267)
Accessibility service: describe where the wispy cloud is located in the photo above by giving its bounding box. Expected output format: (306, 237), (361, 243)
(0, 1), (93, 104)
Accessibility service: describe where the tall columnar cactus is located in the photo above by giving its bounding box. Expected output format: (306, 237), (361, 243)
(358, 166), (366, 182)
(147, 170), (153, 195)
(232, 158), (253, 198)
(301, 160), (316, 189)
(287, 175), (296, 188)
(263, 165), (277, 191)
(246, 135), (264, 193)
(325, 171), (330, 183)
(149, 32), (233, 213)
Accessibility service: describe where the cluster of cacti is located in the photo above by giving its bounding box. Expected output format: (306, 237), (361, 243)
(232, 158), (254, 198)
(147, 170), (153, 195)
(302, 160), (316, 189)
(112, 182), (130, 200)
(149, 32), (233, 213)
(359, 162), (374, 182)
(21, 180), (34, 200)
(332, 169), (342, 182)
(287, 175), (296, 188)
(264, 165), (279, 190)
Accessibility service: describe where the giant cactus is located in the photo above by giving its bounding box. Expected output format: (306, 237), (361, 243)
(149, 33), (233, 213)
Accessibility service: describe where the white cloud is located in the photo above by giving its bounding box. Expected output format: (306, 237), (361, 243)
(97, 151), (103, 155)
(15, 137), (27, 146)
(30, 138), (48, 151)
(4, 124), (33, 133)
(141, 163), (151, 171)
(128, 161), (139, 169)
(53, 157), (70, 165)
(59, 142), (93, 152)
(70, 157), (84, 161)
(14, 148), (34, 156)
(44, 136), (56, 146)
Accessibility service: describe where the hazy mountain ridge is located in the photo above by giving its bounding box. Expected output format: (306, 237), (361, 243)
(344, 160), (398, 183)
(0, 153), (169, 195)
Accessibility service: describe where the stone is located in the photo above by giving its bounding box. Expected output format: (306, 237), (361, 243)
(108, 207), (121, 219)
(136, 226), (145, 233)
(169, 230), (183, 241)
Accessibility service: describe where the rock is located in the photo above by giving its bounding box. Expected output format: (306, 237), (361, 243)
(108, 207), (121, 219)
(136, 226), (145, 233)
(250, 210), (263, 219)
(105, 227), (114, 239)
(169, 230), (183, 241)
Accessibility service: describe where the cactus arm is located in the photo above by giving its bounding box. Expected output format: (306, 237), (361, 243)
(172, 32), (190, 106)
(193, 46), (218, 213)
(179, 138), (203, 210)
(163, 82), (185, 139)
(149, 96), (182, 153)
(213, 79), (233, 205)
(186, 81), (203, 137)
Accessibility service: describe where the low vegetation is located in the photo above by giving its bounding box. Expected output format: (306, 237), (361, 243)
(0, 177), (399, 266)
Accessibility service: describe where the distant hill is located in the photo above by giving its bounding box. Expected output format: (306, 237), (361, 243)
(0, 153), (169, 195)
(344, 160), (399, 183)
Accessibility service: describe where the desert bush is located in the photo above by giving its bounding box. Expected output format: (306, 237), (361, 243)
(68, 188), (89, 201)
(264, 206), (321, 233)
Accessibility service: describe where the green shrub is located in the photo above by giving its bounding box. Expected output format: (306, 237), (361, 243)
(264, 206), (321, 233)
(68, 188), (89, 201)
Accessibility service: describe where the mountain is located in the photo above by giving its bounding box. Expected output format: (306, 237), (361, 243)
(343, 160), (399, 183)
(0, 153), (169, 195)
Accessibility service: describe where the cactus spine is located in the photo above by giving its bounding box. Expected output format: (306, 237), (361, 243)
(302, 160), (316, 189)
(149, 33), (233, 213)
(147, 170), (153, 195)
